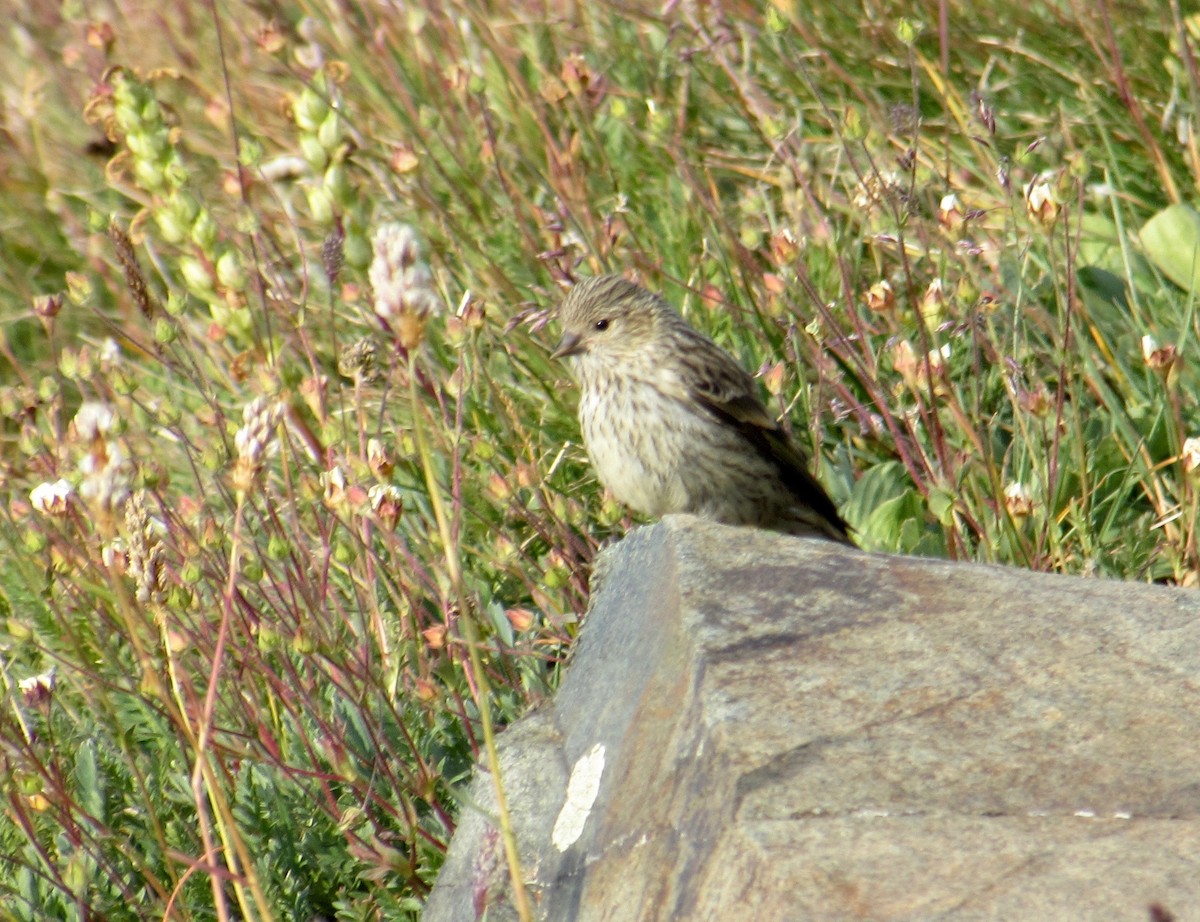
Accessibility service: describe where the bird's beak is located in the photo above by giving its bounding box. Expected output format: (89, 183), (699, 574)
(551, 331), (584, 360)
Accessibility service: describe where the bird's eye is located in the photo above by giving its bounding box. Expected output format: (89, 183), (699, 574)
(594, 318), (610, 332)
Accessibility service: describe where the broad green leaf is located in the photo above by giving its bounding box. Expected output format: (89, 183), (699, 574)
(1139, 203), (1200, 292)
(1077, 213), (1122, 269)
(843, 460), (911, 530)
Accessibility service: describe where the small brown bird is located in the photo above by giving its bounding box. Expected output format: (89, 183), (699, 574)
(552, 275), (852, 542)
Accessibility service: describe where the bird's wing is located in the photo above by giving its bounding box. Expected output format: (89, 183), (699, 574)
(678, 336), (852, 542)
(675, 337), (795, 443)
(670, 332), (780, 426)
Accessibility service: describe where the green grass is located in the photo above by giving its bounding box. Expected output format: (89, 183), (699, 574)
(1, 0), (1199, 918)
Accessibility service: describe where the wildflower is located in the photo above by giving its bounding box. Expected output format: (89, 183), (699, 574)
(893, 340), (951, 393)
(367, 439), (394, 480)
(928, 343), (952, 370)
(232, 396), (285, 493)
(919, 278), (947, 324)
(769, 228), (800, 265)
(414, 677), (439, 701)
(561, 53), (598, 97)
(99, 338), (122, 367)
(864, 279), (895, 313)
(67, 402), (130, 514)
(234, 397), (284, 462)
(1025, 179), (1059, 225)
(938, 193), (964, 231)
(1182, 437), (1200, 475)
(30, 480), (74, 517)
(422, 624), (447, 649)
(485, 470), (512, 502)
(369, 223), (442, 350)
(74, 401), (116, 442)
(760, 361), (787, 397)
(892, 339), (918, 383)
(895, 17), (924, 45)
(368, 483), (403, 530)
(255, 19), (286, 54)
(852, 170), (904, 215)
(102, 538), (128, 573)
(321, 465), (348, 506)
(78, 442), (131, 514)
(33, 293), (63, 320)
(18, 668), (56, 710)
(1004, 482), (1035, 517)
(125, 491), (167, 604)
(390, 143), (419, 174)
(1141, 334), (1178, 374)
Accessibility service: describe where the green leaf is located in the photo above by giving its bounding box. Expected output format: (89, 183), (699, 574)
(925, 486), (958, 526)
(1076, 213), (1122, 269)
(1139, 203), (1200, 292)
(74, 740), (104, 821)
(866, 491), (927, 549)
(845, 461), (930, 549)
(486, 599), (514, 647)
(843, 461), (909, 526)
(1076, 266), (1129, 310)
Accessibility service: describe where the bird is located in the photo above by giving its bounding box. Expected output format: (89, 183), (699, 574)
(552, 274), (853, 543)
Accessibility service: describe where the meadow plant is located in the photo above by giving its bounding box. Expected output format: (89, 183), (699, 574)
(0, 1), (1198, 918)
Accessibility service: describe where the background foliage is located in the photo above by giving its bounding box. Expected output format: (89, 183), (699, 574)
(2, 0), (1199, 917)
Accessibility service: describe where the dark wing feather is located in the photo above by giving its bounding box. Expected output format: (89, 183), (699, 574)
(680, 332), (853, 542)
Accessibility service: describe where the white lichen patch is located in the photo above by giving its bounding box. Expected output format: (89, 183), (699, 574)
(551, 744), (606, 852)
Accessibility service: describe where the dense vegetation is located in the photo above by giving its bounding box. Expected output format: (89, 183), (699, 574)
(2, 1), (1198, 917)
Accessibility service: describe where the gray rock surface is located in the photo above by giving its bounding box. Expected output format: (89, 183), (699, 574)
(423, 515), (1200, 921)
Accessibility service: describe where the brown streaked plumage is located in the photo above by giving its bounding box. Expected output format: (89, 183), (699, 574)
(553, 275), (853, 542)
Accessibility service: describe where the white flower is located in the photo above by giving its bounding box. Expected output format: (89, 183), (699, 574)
(18, 667), (56, 694)
(864, 279), (895, 313)
(919, 278), (946, 323)
(1025, 179), (1059, 224)
(100, 338), (122, 366)
(1141, 334), (1177, 372)
(30, 479), (74, 516)
(938, 193), (964, 228)
(368, 483), (403, 509)
(368, 483), (403, 529)
(18, 667), (56, 708)
(74, 402), (115, 441)
(235, 397), (284, 464)
(321, 465), (348, 504)
(1004, 482), (1035, 517)
(1182, 437), (1200, 475)
(78, 443), (131, 512)
(369, 223), (441, 325)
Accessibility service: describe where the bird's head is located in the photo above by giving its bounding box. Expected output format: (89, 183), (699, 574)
(552, 275), (668, 363)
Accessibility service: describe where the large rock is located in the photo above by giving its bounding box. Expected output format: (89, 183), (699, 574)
(423, 516), (1200, 921)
